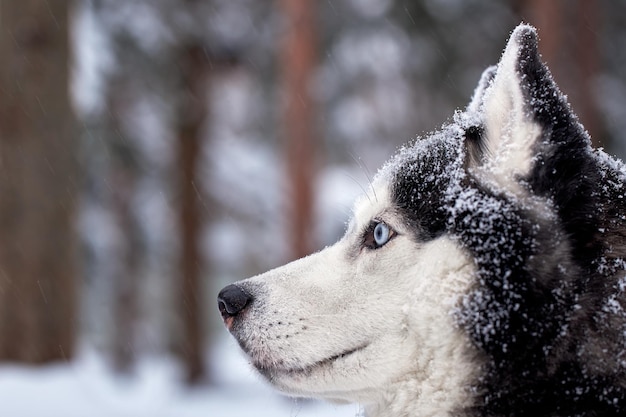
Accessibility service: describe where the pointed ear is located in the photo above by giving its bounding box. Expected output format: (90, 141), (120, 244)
(468, 24), (585, 190)
(464, 65), (497, 167)
(474, 24), (543, 184)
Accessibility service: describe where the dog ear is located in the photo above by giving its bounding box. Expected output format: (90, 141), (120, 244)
(466, 24), (588, 190)
(464, 65), (497, 167)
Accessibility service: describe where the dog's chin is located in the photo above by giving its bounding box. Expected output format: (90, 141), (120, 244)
(252, 344), (369, 395)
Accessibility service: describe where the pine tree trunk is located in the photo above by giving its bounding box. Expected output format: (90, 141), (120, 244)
(177, 43), (207, 384)
(0, 0), (77, 363)
(280, 0), (318, 260)
(521, 0), (601, 146)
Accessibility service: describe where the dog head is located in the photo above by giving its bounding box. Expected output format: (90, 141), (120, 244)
(218, 24), (618, 414)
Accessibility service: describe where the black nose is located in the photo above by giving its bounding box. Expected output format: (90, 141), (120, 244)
(217, 284), (252, 319)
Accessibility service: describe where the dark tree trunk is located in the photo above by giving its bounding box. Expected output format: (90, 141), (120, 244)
(520, 0), (601, 146)
(0, 0), (77, 363)
(177, 43), (208, 384)
(280, 0), (319, 261)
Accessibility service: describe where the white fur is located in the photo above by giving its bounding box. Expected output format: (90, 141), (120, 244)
(230, 181), (479, 415)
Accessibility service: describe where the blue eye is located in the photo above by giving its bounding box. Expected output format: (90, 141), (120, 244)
(364, 221), (395, 249)
(374, 223), (390, 246)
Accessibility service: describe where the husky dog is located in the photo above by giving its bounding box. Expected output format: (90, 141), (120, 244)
(217, 24), (626, 416)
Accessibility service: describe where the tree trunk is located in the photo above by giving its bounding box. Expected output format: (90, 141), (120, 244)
(520, 0), (601, 146)
(280, 0), (318, 260)
(177, 43), (207, 384)
(0, 0), (77, 363)
(574, 0), (601, 147)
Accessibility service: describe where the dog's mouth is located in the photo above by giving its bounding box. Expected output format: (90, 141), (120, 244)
(254, 344), (368, 379)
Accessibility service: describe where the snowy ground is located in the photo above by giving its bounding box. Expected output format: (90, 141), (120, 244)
(0, 337), (362, 417)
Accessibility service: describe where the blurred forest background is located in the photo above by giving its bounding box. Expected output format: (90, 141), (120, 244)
(1, 0), (626, 403)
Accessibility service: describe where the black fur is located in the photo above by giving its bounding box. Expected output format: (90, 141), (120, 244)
(392, 133), (458, 242)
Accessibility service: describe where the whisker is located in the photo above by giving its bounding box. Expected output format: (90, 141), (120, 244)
(349, 152), (378, 203)
(344, 172), (371, 205)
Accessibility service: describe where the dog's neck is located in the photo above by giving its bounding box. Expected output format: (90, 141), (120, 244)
(363, 382), (466, 417)
(362, 341), (479, 417)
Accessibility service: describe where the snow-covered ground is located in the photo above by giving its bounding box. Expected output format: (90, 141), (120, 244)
(0, 337), (361, 417)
